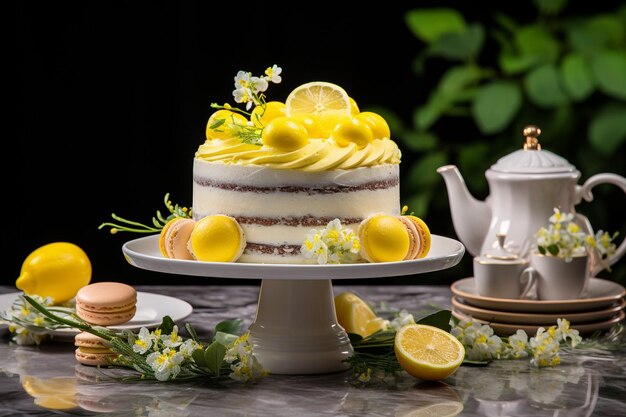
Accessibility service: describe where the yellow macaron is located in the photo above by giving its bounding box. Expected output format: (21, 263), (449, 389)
(358, 214), (410, 263)
(189, 215), (246, 262)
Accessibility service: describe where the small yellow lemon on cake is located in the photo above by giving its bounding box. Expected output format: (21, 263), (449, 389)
(261, 116), (310, 151)
(394, 324), (465, 381)
(205, 109), (247, 140)
(251, 101), (286, 128)
(189, 215), (246, 262)
(334, 291), (387, 338)
(15, 242), (92, 304)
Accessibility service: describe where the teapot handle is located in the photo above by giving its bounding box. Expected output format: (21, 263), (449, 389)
(577, 173), (626, 276)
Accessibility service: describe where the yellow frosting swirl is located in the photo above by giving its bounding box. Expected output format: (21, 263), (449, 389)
(195, 138), (401, 172)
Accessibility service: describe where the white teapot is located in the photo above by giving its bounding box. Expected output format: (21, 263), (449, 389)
(437, 125), (626, 276)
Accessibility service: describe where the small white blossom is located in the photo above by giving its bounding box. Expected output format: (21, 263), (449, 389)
(505, 329), (530, 359)
(264, 65), (282, 83)
(225, 333), (267, 383)
(147, 348), (184, 381)
(301, 219), (361, 264)
(385, 309), (415, 331)
(133, 327), (154, 354)
(529, 327), (561, 368)
(161, 325), (183, 348)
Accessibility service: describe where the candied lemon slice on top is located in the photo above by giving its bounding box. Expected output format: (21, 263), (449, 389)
(286, 81), (351, 116)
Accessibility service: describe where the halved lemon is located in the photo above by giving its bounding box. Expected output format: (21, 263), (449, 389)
(285, 81), (351, 116)
(334, 291), (387, 338)
(394, 324), (465, 381)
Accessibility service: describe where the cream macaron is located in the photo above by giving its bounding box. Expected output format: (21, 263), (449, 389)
(75, 282), (137, 326)
(358, 214), (410, 263)
(74, 331), (116, 366)
(403, 215), (431, 259)
(159, 217), (196, 260)
(189, 215), (246, 262)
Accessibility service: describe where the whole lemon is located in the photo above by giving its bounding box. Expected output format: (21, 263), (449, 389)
(333, 117), (374, 149)
(205, 109), (247, 140)
(16, 242), (92, 304)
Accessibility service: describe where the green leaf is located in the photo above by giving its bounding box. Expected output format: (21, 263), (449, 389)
(215, 318), (245, 336)
(399, 131), (438, 152)
(538, 246), (547, 255)
(429, 24), (485, 60)
(414, 66), (482, 130)
(406, 152), (449, 190)
(214, 331), (238, 347)
(591, 51), (626, 100)
(403, 191), (432, 219)
(499, 52), (543, 75)
(471, 81), (522, 134)
(417, 310), (453, 332)
(533, 0), (568, 15)
(192, 348), (207, 367)
(405, 8), (466, 43)
(204, 341), (227, 376)
(524, 64), (570, 108)
(547, 244), (560, 256)
(560, 53), (595, 101)
(588, 104), (626, 156)
(586, 14), (626, 48)
(158, 316), (175, 335)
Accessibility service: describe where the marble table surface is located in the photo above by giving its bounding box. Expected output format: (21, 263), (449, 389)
(1, 283), (625, 417)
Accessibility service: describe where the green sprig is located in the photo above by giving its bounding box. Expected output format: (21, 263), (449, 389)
(98, 193), (192, 234)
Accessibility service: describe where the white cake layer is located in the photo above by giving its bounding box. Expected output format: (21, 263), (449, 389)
(194, 160), (398, 187)
(192, 160), (400, 264)
(193, 187), (399, 222)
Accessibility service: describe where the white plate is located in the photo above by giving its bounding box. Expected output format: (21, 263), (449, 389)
(451, 296), (626, 325)
(122, 234), (465, 280)
(451, 308), (625, 337)
(451, 277), (626, 313)
(0, 291), (193, 336)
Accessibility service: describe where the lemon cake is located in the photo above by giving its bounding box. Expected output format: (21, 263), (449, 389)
(192, 67), (402, 263)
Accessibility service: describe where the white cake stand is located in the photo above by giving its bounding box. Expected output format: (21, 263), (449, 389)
(122, 234), (465, 375)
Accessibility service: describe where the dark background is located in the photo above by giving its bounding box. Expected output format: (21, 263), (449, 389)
(8, 1), (624, 288)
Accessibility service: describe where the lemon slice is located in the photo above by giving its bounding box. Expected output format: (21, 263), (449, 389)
(394, 324), (465, 381)
(334, 291), (387, 338)
(285, 81), (351, 116)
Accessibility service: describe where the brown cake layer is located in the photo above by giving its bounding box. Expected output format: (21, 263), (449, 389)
(193, 214), (362, 227)
(193, 177), (399, 194)
(245, 242), (302, 255)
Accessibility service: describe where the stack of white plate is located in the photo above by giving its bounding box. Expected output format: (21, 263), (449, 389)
(450, 277), (626, 336)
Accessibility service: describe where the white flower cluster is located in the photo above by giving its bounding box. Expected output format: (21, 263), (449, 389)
(224, 332), (268, 383)
(384, 309), (416, 331)
(0, 294), (68, 346)
(450, 316), (582, 367)
(133, 326), (200, 381)
(301, 219), (361, 264)
(232, 65), (282, 110)
(536, 208), (618, 262)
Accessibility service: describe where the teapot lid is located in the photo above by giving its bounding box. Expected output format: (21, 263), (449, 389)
(490, 125), (576, 174)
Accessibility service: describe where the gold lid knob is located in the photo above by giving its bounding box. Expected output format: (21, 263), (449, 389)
(523, 125), (541, 150)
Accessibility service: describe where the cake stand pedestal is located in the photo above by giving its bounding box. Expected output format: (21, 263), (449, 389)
(122, 234), (465, 375)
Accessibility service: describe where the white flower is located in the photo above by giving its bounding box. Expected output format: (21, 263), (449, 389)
(225, 333), (267, 383)
(553, 318), (582, 347)
(179, 339), (201, 358)
(505, 329), (529, 359)
(549, 208), (574, 224)
(147, 348), (184, 381)
(385, 309), (415, 331)
(529, 327), (561, 367)
(161, 325), (183, 348)
(300, 219), (360, 264)
(133, 327), (154, 354)
(264, 65), (282, 83)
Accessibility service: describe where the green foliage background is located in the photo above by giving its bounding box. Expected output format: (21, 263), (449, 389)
(375, 0), (626, 286)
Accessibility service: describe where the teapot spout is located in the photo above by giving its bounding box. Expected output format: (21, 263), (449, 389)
(437, 165), (491, 257)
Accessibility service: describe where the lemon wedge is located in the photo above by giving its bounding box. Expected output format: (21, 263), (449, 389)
(394, 324), (465, 381)
(285, 81), (351, 116)
(334, 291), (387, 338)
